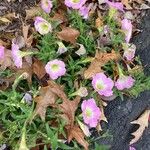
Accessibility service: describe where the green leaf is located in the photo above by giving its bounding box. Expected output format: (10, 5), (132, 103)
(46, 123), (58, 150)
(94, 143), (109, 150)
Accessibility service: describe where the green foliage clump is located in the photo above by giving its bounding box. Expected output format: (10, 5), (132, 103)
(128, 72), (150, 97)
(36, 33), (58, 62)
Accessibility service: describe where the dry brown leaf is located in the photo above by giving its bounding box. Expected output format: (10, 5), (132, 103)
(96, 97), (108, 131)
(57, 27), (80, 44)
(121, 0), (132, 9)
(47, 80), (81, 126)
(33, 85), (57, 121)
(22, 24), (30, 42)
(130, 109), (150, 144)
(0, 49), (14, 71)
(97, 106), (108, 131)
(32, 58), (46, 79)
(67, 125), (89, 150)
(51, 11), (68, 23)
(16, 62), (33, 85)
(59, 96), (80, 126)
(0, 39), (8, 47)
(25, 7), (41, 20)
(1, 12), (15, 21)
(0, 17), (11, 23)
(84, 50), (120, 79)
(33, 80), (66, 121)
(0, 77), (15, 91)
(33, 80), (88, 149)
(95, 17), (103, 29)
(47, 80), (68, 101)
(22, 24), (33, 47)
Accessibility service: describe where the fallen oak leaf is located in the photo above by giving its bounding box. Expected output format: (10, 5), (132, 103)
(48, 81), (88, 149)
(0, 77), (14, 91)
(96, 97), (108, 131)
(32, 80), (66, 121)
(130, 109), (150, 145)
(121, 0), (132, 9)
(32, 84), (58, 121)
(0, 40), (8, 47)
(51, 11), (68, 24)
(0, 17), (11, 23)
(95, 17), (103, 29)
(32, 80), (88, 149)
(47, 80), (68, 101)
(59, 96), (80, 126)
(0, 49), (14, 71)
(57, 27), (80, 44)
(84, 50), (120, 79)
(22, 24), (33, 48)
(25, 6), (41, 21)
(22, 24), (30, 42)
(67, 125), (89, 150)
(48, 80), (81, 126)
(32, 58), (46, 80)
(16, 62), (33, 85)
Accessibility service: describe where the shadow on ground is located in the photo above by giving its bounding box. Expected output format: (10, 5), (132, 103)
(94, 10), (150, 150)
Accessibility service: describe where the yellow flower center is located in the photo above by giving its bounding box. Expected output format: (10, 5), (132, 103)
(85, 108), (92, 117)
(41, 23), (49, 31)
(96, 81), (104, 90)
(51, 64), (59, 71)
(72, 0), (80, 3)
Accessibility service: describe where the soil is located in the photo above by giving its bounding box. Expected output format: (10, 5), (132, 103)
(93, 10), (150, 150)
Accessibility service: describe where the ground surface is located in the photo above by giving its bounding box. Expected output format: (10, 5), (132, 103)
(94, 10), (150, 150)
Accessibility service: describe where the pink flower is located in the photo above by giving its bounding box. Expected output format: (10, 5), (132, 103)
(121, 19), (132, 43)
(79, 5), (90, 19)
(0, 45), (5, 59)
(105, 0), (124, 12)
(129, 146), (136, 150)
(81, 98), (101, 128)
(45, 59), (66, 80)
(11, 42), (34, 68)
(57, 41), (67, 55)
(34, 17), (52, 35)
(11, 43), (22, 68)
(92, 73), (114, 97)
(123, 43), (136, 61)
(115, 64), (135, 90)
(115, 75), (135, 90)
(65, 0), (87, 9)
(41, 0), (53, 14)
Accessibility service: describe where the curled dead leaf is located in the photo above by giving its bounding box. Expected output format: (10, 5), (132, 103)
(130, 109), (150, 144)
(16, 62), (33, 85)
(84, 50), (120, 79)
(57, 27), (80, 44)
(0, 17), (11, 23)
(0, 49), (14, 71)
(22, 24), (33, 47)
(47, 80), (81, 126)
(95, 17), (103, 29)
(121, 0), (132, 9)
(67, 125), (89, 150)
(32, 80), (88, 149)
(32, 58), (46, 80)
(33, 85), (57, 121)
(25, 7), (41, 20)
